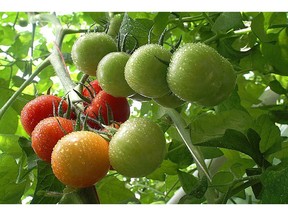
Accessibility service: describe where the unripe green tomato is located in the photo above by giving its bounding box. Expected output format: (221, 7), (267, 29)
(71, 32), (117, 76)
(109, 117), (166, 177)
(124, 44), (172, 98)
(97, 52), (135, 97)
(153, 92), (185, 108)
(107, 14), (123, 38)
(167, 43), (236, 106)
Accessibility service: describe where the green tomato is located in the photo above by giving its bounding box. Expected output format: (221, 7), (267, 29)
(97, 52), (135, 97)
(167, 43), (236, 106)
(107, 14), (123, 38)
(109, 117), (166, 177)
(71, 32), (117, 76)
(153, 92), (185, 108)
(124, 44), (172, 98)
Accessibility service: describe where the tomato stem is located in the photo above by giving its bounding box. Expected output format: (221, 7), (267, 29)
(0, 57), (51, 120)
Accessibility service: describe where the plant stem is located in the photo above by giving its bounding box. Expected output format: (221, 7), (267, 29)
(165, 108), (211, 181)
(0, 57), (51, 120)
(165, 108), (219, 203)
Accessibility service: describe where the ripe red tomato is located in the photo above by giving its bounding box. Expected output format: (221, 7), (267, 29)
(31, 117), (75, 163)
(85, 91), (130, 129)
(51, 131), (110, 188)
(82, 80), (102, 100)
(20, 95), (68, 136)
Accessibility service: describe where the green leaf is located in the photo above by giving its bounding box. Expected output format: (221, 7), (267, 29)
(269, 80), (287, 95)
(261, 28), (288, 76)
(0, 154), (26, 204)
(190, 109), (253, 144)
(251, 13), (275, 43)
(0, 25), (17, 46)
(211, 171), (234, 193)
(96, 175), (137, 204)
(119, 13), (153, 52)
(178, 170), (208, 198)
(167, 140), (193, 167)
(147, 160), (179, 181)
(31, 161), (65, 204)
(212, 12), (245, 34)
(0, 134), (22, 159)
(195, 129), (266, 167)
(261, 161), (288, 203)
(252, 114), (282, 153)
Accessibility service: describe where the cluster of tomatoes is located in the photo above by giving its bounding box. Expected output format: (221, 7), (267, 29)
(20, 25), (237, 189)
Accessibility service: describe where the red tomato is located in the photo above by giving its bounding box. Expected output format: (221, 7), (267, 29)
(85, 91), (130, 129)
(20, 95), (68, 136)
(82, 80), (102, 100)
(31, 117), (75, 163)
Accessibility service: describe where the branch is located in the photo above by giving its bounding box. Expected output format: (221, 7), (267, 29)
(0, 57), (51, 120)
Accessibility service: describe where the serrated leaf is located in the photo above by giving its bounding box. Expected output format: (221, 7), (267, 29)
(261, 161), (288, 203)
(96, 175), (137, 204)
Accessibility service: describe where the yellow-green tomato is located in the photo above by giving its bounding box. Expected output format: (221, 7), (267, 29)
(109, 117), (166, 177)
(124, 44), (172, 98)
(167, 43), (237, 106)
(97, 52), (135, 97)
(71, 32), (117, 76)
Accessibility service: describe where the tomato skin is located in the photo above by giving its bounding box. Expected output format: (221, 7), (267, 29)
(167, 43), (237, 106)
(109, 117), (166, 177)
(71, 32), (117, 76)
(82, 80), (102, 100)
(20, 95), (68, 136)
(124, 44), (172, 98)
(97, 52), (135, 97)
(31, 117), (75, 163)
(51, 131), (110, 188)
(85, 90), (130, 129)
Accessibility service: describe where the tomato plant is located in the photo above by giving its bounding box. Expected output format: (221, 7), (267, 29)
(51, 131), (110, 188)
(1, 11), (288, 205)
(31, 117), (75, 163)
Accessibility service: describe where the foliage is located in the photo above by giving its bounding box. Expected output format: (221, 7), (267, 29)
(0, 11), (288, 204)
